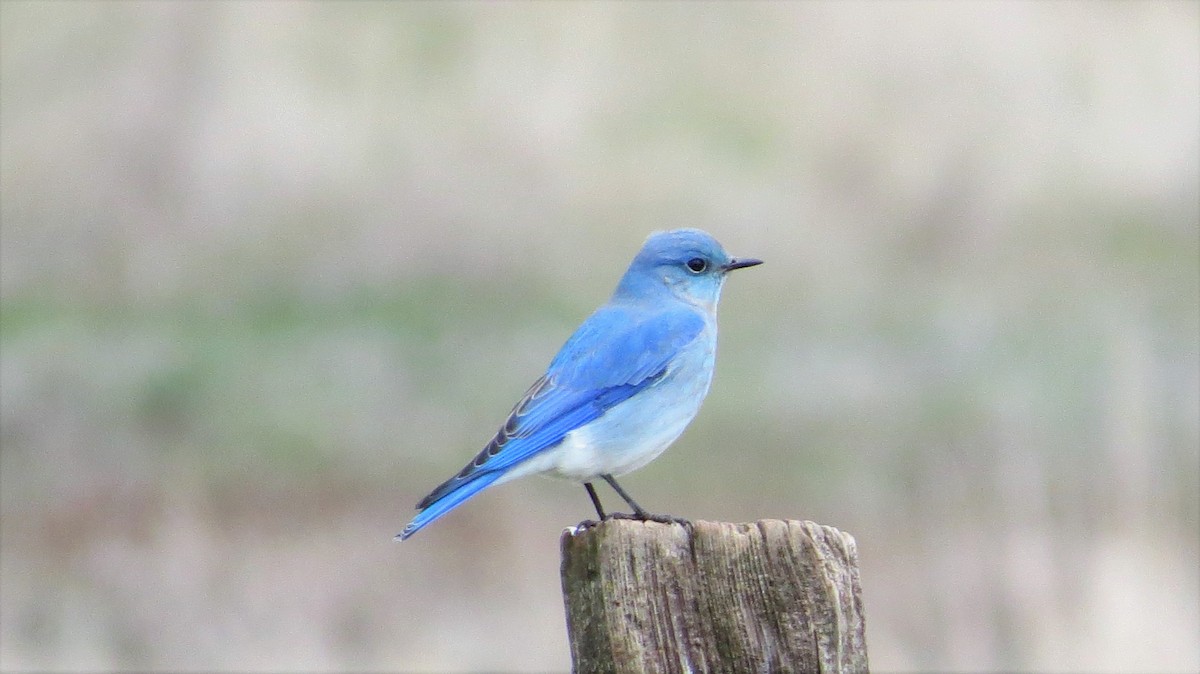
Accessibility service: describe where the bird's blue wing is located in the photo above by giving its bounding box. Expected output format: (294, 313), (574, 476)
(548, 305), (706, 387)
(399, 305), (704, 539)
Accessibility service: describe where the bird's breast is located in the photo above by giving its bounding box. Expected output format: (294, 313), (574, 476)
(528, 331), (718, 482)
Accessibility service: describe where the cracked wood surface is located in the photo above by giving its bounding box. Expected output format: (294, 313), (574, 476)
(561, 519), (869, 674)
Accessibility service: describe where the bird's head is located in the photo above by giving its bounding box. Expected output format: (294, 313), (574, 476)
(614, 229), (762, 309)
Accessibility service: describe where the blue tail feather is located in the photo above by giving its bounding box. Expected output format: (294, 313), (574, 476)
(396, 471), (503, 541)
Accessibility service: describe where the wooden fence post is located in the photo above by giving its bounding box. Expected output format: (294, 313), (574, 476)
(560, 519), (868, 673)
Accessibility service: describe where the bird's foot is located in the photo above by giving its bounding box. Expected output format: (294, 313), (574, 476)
(609, 511), (691, 527)
(575, 518), (603, 531)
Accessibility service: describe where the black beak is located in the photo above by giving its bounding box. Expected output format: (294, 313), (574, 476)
(722, 257), (763, 272)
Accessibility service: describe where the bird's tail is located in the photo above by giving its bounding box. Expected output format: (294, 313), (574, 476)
(396, 471), (503, 541)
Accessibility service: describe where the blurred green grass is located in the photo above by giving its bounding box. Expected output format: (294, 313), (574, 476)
(1, 1), (1197, 671)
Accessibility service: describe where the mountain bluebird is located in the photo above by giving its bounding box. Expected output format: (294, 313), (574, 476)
(398, 228), (761, 540)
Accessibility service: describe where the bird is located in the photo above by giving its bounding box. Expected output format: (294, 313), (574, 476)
(397, 228), (761, 540)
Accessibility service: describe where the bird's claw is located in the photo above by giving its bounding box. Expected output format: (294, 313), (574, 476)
(608, 511), (691, 527)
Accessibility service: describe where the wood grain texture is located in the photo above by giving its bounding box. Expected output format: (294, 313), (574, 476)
(560, 519), (868, 674)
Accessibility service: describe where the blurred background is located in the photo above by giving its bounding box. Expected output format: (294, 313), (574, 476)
(1, 1), (1197, 671)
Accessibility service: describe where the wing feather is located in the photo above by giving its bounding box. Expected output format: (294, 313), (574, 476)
(413, 306), (704, 510)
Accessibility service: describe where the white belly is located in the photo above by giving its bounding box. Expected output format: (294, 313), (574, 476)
(544, 394), (700, 480)
(500, 342), (716, 484)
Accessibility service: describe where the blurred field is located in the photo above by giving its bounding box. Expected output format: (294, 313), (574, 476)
(1, 1), (1197, 672)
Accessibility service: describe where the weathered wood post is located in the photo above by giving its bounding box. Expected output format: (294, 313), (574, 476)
(560, 519), (868, 673)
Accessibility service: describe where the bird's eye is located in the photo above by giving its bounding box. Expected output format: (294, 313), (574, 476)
(686, 258), (708, 273)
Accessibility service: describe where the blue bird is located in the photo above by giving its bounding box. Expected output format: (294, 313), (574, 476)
(398, 229), (761, 540)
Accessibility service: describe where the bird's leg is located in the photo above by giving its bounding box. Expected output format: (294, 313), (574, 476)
(584, 482), (608, 520)
(601, 474), (690, 527)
